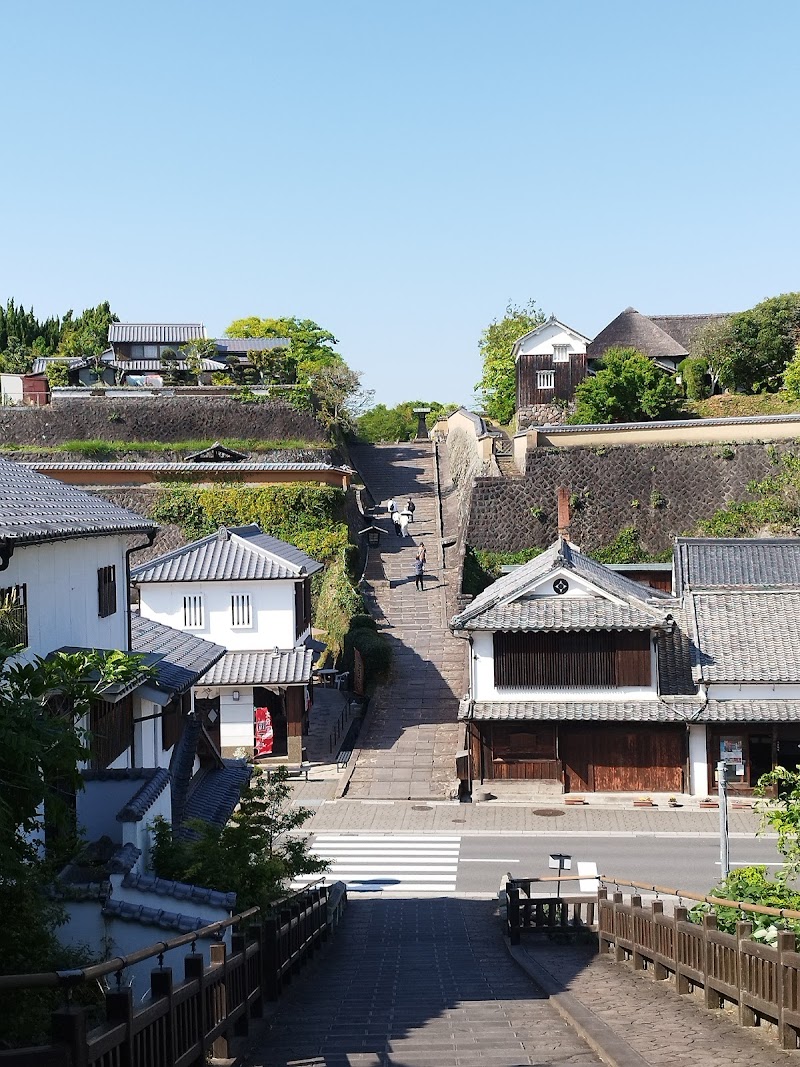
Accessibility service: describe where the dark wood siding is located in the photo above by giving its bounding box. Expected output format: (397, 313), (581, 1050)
(493, 630), (651, 690)
(560, 725), (685, 793)
(516, 352), (588, 407)
(295, 578), (312, 639)
(89, 696), (133, 769)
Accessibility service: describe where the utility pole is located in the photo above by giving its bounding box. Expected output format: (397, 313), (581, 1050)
(717, 759), (730, 879)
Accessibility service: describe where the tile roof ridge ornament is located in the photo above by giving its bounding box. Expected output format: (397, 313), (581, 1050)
(216, 526), (231, 542)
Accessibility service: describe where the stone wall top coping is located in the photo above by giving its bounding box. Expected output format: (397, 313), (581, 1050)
(531, 413), (800, 433)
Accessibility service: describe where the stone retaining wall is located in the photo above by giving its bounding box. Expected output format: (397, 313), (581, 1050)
(0, 398), (328, 446)
(466, 440), (795, 554)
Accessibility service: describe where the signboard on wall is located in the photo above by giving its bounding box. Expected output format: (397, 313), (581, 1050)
(254, 707), (274, 756)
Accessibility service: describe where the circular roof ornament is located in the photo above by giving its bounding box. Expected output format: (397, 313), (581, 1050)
(553, 578), (569, 595)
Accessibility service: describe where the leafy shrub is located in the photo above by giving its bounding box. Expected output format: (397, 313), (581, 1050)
(462, 545), (544, 596)
(689, 866), (800, 946)
(591, 527), (671, 564)
(649, 490), (667, 509)
(349, 612), (378, 632)
(677, 356), (710, 400)
(344, 622), (392, 687)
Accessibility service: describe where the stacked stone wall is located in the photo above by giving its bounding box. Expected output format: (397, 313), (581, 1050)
(516, 403), (575, 431)
(0, 398), (328, 446)
(466, 440), (797, 554)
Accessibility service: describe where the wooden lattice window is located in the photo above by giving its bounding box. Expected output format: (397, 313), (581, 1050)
(493, 630), (651, 690)
(97, 565), (117, 618)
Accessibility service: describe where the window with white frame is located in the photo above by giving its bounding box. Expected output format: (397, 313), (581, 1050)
(552, 344), (569, 363)
(537, 370), (555, 390)
(183, 594), (204, 629)
(231, 593), (252, 628)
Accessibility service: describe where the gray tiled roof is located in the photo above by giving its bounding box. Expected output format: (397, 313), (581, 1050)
(26, 461), (342, 474)
(694, 700), (800, 723)
(121, 871), (237, 910)
(184, 759), (251, 831)
(109, 323), (205, 344)
(201, 648), (314, 686)
(657, 611), (696, 695)
(116, 768), (171, 823)
(102, 899), (210, 934)
(131, 524), (322, 583)
(214, 337), (290, 353)
(465, 700), (697, 722)
(589, 307), (689, 362)
(675, 537), (800, 594)
(690, 592), (800, 683)
(130, 614), (225, 695)
(450, 539), (669, 632)
(109, 358), (225, 372)
(460, 598), (664, 632)
(0, 459), (156, 545)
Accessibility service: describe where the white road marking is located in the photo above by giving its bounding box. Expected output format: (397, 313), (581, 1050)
(292, 833), (462, 893)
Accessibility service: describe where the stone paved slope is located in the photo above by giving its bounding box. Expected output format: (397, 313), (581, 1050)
(247, 897), (603, 1067)
(347, 444), (464, 800)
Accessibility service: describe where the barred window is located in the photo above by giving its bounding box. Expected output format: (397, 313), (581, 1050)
(97, 566), (117, 618)
(537, 370), (555, 390)
(231, 593), (252, 628)
(553, 345), (569, 363)
(0, 584), (28, 648)
(183, 594), (204, 629)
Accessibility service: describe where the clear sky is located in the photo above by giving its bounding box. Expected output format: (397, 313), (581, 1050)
(2, 1), (798, 407)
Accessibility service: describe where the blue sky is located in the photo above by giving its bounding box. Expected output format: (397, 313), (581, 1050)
(2, 1), (798, 406)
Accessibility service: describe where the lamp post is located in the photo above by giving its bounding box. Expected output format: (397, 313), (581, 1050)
(412, 407), (431, 441)
(717, 759), (731, 879)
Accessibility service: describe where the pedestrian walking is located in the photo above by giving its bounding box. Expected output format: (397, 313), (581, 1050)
(392, 512), (402, 537)
(414, 556), (424, 591)
(398, 513), (409, 537)
(406, 498), (416, 522)
(416, 542), (426, 564)
(387, 498), (396, 515)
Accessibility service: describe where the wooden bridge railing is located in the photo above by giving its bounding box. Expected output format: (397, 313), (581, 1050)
(597, 885), (800, 1051)
(0, 881), (344, 1067)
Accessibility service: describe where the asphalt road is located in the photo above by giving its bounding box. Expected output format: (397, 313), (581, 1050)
(297, 830), (784, 897)
(455, 832), (784, 896)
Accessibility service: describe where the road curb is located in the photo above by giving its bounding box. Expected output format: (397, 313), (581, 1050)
(503, 935), (650, 1067)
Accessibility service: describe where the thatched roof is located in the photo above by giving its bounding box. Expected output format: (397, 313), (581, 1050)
(589, 308), (688, 364)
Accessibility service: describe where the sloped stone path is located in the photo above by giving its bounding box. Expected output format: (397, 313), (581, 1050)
(346, 443), (464, 800)
(247, 897), (604, 1067)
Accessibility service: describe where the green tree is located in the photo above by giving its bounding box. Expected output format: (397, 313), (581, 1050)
(226, 316), (340, 381)
(179, 337), (218, 383)
(475, 299), (546, 424)
(310, 362), (373, 430)
(0, 336), (33, 374)
(150, 766), (327, 909)
(356, 400), (458, 442)
(56, 301), (117, 373)
(690, 317), (736, 393)
(677, 356), (710, 400)
(756, 766), (800, 879)
(571, 347), (685, 424)
(782, 345), (800, 399)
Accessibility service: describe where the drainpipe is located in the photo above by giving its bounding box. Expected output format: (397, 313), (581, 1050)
(125, 530), (157, 650)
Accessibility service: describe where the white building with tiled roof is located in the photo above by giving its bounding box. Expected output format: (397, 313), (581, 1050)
(451, 535), (800, 798)
(132, 524), (323, 762)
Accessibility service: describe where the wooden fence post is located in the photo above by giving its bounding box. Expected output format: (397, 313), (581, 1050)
(611, 893), (625, 963)
(597, 888), (610, 954)
(508, 887), (521, 945)
(51, 1004), (89, 1067)
(650, 900), (667, 980)
(736, 921), (755, 1026)
(248, 923), (265, 1019)
(151, 967), (175, 1065)
(209, 942), (228, 1060)
(263, 916), (280, 1000)
(105, 987), (134, 1067)
(674, 906), (690, 994)
(231, 932), (250, 1038)
(184, 951), (207, 1064)
(630, 896), (644, 970)
(777, 930), (799, 1050)
(702, 914), (722, 1009)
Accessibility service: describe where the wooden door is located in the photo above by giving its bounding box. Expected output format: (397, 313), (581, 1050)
(560, 730), (593, 793)
(194, 697), (221, 754)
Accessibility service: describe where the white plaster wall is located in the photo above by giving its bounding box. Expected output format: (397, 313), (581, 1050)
(527, 568), (612, 599)
(688, 724), (709, 795)
(516, 322), (588, 357)
(708, 683), (800, 698)
(59, 902), (231, 998)
(2, 535), (130, 660)
(134, 698), (162, 768)
(138, 579), (298, 649)
(470, 630), (657, 702)
(120, 787), (172, 868)
(78, 780), (135, 843)
(0, 373), (24, 403)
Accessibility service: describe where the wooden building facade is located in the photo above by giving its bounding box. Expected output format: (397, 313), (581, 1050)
(512, 318), (592, 410)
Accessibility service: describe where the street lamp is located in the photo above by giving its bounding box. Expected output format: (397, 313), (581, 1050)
(549, 853), (572, 899)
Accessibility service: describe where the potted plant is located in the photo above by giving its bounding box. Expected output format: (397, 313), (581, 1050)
(668, 795), (680, 808)
(633, 795), (654, 807)
(699, 796), (719, 809)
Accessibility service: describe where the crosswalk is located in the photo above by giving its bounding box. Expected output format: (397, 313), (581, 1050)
(291, 834), (462, 893)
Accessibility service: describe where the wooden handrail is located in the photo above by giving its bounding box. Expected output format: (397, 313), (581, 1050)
(600, 875), (800, 922)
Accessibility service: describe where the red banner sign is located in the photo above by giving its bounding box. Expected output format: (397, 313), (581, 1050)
(254, 706), (274, 756)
